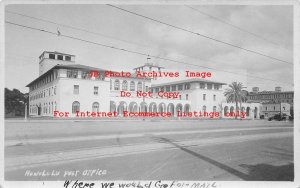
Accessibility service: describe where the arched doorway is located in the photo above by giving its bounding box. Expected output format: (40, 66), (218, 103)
(246, 107), (250, 117)
(149, 102), (157, 113)
(110, 101), (116, 113)
(158, 103), (166, 113)
(254, 107), (258, 118)
(224, 106), (228, 116)
(140, 102), (147, 112)
(176, 103), (183, 114)
(167, 103), (175, 116)
(37, 104), (41, 115)
(117, 101), (127, 116)
(184, 104), (190, 113)
(129, 102), (138, 113)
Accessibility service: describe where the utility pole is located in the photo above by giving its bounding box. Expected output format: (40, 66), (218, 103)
(142, 57), (151, 121)
(24, 94), (29, 121)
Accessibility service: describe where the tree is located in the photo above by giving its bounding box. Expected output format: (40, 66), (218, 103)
(224, 82), (247, 119)
(5, 88), (28, 117)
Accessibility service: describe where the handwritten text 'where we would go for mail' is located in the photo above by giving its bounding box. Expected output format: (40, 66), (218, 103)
(63, 180), (218, 188)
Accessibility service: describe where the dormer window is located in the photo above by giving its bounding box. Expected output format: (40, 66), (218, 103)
(65, 56), (71, 61)
(57, 55), (63, 60)
(49, 54), (55, 59)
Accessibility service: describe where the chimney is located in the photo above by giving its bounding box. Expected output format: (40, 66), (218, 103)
(252, 87), (259, 93)
(275, 87), (282, 92)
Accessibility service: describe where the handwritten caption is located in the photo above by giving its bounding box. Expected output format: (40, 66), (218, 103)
(63, 181), (217, 188)
(25, 169), (107, 178)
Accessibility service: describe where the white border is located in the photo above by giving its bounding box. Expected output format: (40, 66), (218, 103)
(0, 0), (299, 188)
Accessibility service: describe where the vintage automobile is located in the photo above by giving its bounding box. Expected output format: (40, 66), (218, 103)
(268, 113), (291, 121)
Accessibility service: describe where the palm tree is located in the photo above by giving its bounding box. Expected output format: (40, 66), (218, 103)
(224, 82), (247, 119)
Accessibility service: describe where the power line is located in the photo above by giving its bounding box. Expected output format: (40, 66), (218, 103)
(184, 5), (292, 52)
(6, 10), (293, 68)
(6, 10), (153, 50)
(5, 21), (293, 86)
(106, 4), (292, 65)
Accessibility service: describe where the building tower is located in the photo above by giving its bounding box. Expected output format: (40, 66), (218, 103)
(39, 51), (75, 75)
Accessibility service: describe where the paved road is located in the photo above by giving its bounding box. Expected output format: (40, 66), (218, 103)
(5, 120), (294, 181)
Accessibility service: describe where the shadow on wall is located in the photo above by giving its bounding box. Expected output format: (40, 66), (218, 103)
(152, 137), (294, 181)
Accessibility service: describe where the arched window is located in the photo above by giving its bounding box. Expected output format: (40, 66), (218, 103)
(224, 106), (228, 116)
(130, 81), (135, 91)
(114, 80), (120, 90)
(122, 80), (128, 91)
(72, 101), (80, 114)
(137, 81), (142, 91)
(92, 102), (99, 112)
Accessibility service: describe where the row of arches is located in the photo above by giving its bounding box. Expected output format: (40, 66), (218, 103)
(112, 80), (143, 91)
(110, 101), (191, 117)
(223, 106), (258, 118)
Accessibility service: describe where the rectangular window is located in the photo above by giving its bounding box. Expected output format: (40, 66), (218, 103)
(200, 83), (205, 89)
(186, 94), (188, 100)
(57, 55), (63, 60)
(214, 84), (219, 90)
(184, 83), (190, 90)
(82, 71), (88, 79)
(155, 88), (159, 93)
(65, 56), (71, 61)
(203, 94), (206, 101)
(67, 70), (72, 78)
(178, 85), (183, 90)
(166, 86), (170, 92)
(74, 85), (79, 94)
(213, 95), (216, 101)
(94, 86), (98, 95)
(171, 85), (176, 91)
(73, 71), (78, 78)
(49, 53), (55, 59)
(207, 84), (212, 90)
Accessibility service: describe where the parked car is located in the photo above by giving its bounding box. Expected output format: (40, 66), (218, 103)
(268, 113), (290, 121)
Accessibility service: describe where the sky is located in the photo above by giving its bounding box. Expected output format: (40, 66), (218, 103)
(4, 4), (294, 93)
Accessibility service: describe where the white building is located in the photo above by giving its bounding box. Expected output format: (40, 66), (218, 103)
(27, 51), (261, 119)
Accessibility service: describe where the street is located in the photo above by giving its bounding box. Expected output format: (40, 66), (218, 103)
(5, 119), (294, 181)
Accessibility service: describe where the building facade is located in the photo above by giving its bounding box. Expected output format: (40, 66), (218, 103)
(260, 102), (290, 118)
(247, 87), (294, 114)
(27, 51), (263, 119)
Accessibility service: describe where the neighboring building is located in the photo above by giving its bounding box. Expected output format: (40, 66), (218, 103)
(26, 51), (263, 119)
(247, 87), (294, 114)
(260, 102), (290, 118)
